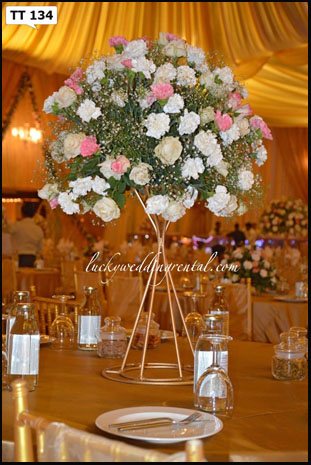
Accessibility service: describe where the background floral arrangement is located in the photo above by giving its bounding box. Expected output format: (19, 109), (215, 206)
(221, 246), (279, 292)
(38, 32), (272, 224)
(260, 198), (308, 237)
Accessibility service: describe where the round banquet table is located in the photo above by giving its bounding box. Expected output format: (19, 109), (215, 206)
(2, 339), (308, 462)
(16, 267), (61, 298)
(150, 290), (308, 344)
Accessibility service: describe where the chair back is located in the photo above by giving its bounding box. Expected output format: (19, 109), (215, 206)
(60, 259), (84, 294)
(2, 258), (17, 303)
(11, 379), (183, 462)
(106, 276), (143, 324)
(33, 297), (80, 334)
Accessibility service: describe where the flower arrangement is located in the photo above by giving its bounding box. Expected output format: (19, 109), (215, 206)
(38, 32), (271, 224)
(260, 198), (308, 237)
(221, 246), (279, 292)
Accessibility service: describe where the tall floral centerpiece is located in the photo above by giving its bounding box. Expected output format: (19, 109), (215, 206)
(39, 32), (271, 384)
(260, 198), (308, 238)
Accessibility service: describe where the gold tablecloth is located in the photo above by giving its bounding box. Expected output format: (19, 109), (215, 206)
(2, 340), (308, 462)
(16, 268), (61, 298)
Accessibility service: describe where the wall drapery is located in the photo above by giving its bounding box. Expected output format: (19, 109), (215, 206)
(2, 1), (308, 126)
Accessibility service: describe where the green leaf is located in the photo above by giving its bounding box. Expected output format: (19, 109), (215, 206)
(113, 192), (126, 208)
(108, 177), (117, 188)
(249, 152), (258, 159)
(117, 181), (126, 193)
(68, 172), (78, 181)
(214, 77), (223, 84)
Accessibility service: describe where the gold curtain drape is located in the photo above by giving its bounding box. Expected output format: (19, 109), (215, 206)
(2, 1), (308, 126)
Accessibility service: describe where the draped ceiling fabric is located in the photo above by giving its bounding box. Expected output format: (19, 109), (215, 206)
(2, 2), (308, 242)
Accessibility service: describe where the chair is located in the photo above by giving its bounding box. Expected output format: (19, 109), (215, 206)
(59, 258), (84, 294)
(11, 379), (186, 462)
(32, 297), (81, 335)
(2, 258), (17, 303)
(106, 276), (144, 324)
(74, 270), (107, 318)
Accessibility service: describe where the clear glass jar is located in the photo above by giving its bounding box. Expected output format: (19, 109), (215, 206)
(202, 314), (224, 335)
(132, 313), (160, 350)
(5, 291), (30, 346)
(97, 316), (127, 359)
(50, 296), (75, 350)
(272, 332), (306, 381)
(7, 303), (40, 392)
(289, 327), (308, 361)
(208, 285), (229, 335)
(194, 332), (229, 395)
(78, 287), (101, 351)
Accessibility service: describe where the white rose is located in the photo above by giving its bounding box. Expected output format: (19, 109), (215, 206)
(233, 249), (243, 259)
(93, 197), (120, 222)
(129, 163), (152, 185)
(144, 113), (170, 139)
(163, 39), (187, 57)
(98, 157), (121, 180)
(162, 201), (186, 222)
(146, 195), (170, 215)
(178, 110), (200, 135)
(106, 53), (125, 70)
(154, 63), (176, 83)
(181, 157), (204, 180)
(86, 60), (106, 84)
(77, 99), (101, 122)
(260, 269), (268, 278)
(69, 176), (92, 198)
(238, 170), (254, 191)
(220, 123), (240, 145)
(206, 186), (230, 215)
(186, 45), (205, 66)
(124, 40), (147, 58)
(158, 32), (169, 46)
(176, 66), (197, 87)
(199, 107), (215, 125)
(235, 118), (250, 137)
(199, 71), (214, 88)
(183, 187), (198, 209)
(236, 202), (248, 216)
(231, 273), (240, 283)
(215, 160), (229, 177)
(63, 133), (86, 160)
(163, 94), (184, 114)
(55, 86), (77, 109)
(263, 260), (271, 269)
(243, 260), (253, 270)
(154, 137), (183, 165)
(255, 144), (268, 166)
(38, 183), (59, 200)
(43, 92), (58, 113)
(251, 251), (261, 261)
(217, 195), (238, 217)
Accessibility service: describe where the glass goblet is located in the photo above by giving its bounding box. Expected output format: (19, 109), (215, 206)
(50, 295), (75, 350)
(195, 335), (233, 415)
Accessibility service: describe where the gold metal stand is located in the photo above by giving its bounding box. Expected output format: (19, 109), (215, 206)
(102, 190), (194, 385)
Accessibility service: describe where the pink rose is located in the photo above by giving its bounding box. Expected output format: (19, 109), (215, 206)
(166, 33), (180, 41)
(253, 268), (259, 273)
(111, 155), (130, 174)
(109, 36), (128, 47)
(121, 59), (133, 68)
(252, 261), (259, 268)
(80, 136), (100, 157)
(49, 197), (59, 209)
(215, 110), (233, 131)
(70, 68), (83, 82)
(250, 117), (273, 140)
(151, 83), (174, 100)
(57, 115), (66, 122)
(234, 104), (253, 120)
(227, 92), (242, 111)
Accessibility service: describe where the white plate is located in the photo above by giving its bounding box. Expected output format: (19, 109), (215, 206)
(95, 406), (223, 444)
(273, 295), (307, 303)
(40, 335), (55, 344)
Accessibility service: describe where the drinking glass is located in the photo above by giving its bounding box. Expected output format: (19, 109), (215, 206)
(50, 295), (75, 350)
(182, 292), (205, 346)
(195, 335), (233, 415)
